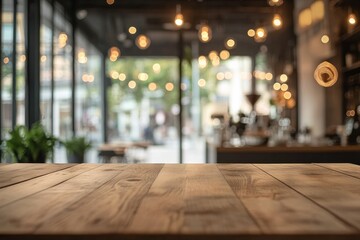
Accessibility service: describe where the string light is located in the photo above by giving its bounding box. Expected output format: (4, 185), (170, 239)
(268, 0), (283, 7)
(220, 50), (230, 60)
(128, 80), (137, 89)
(174, 4), (184, 27)
(198, 56), (207, 68)
(198, 79), (206, 87)
(281, 83), (289, 91)
(138, 73), (149, 81)
(106, 0), (115, 5)
(165, 82), (174, 91)
(108, 47), (121, 62)
(265, 72), (273, 80)
(198, 23), (212, 43)
(58, 32), (68, 48)
(348, 12), (357, 25)
(225, 38), (236, 49)
(128, 26), (137, 34)
(284, 91), (292, 100)
(321, 35), (329, 44)
(247, 29), (255, 37)
(208, 51), (218, 60)
(273, 82), (281, 90)
(216, 72), (225, 81)
(118, 73), (126, 81)
(280, 74), (288, 82)
(136, 34), (151, 50)
(3, 57), (9, 64)
(272, 14), (283, 29)
(148, 83), (157, 91)
(254, 27), (267, 42)
(152, 63), (161, 73)
(77, 49), (87, 63)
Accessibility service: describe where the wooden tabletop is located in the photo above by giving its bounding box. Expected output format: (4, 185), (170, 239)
(0, 163), (360, 240)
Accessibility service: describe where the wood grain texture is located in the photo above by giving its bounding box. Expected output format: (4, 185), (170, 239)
(0, 164), (73, 188)
(35, 164), (163, 233)
(0, 163), (360, 240)
(0, 164), (100, 208)
(255, 164), (360, 230)
(316, 163), (360, 179)
(128, 164), (260, 234)
(0, 164), (127, 233)
(218, 164), (354, 234)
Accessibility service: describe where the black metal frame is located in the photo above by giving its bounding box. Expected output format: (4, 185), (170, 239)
(25, 0), (41, 128)
(178, 29), (183, 163)
(11, 0), (17, 129)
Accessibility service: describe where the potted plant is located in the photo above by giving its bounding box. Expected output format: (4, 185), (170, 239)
(62, 136), (91, 163)
(5, 123), (57, 163)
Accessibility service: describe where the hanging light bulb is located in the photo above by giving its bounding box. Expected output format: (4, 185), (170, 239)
(254, 27), (267, 42)
(348, 10), (357, 25)
(174, 4), (184, 27)
(136, 34), (151, 50)
(198, 23), (212, 43)
(272, 14), (283, 29)
(108, 47), (121, 62)
(268, 0), (283, 7)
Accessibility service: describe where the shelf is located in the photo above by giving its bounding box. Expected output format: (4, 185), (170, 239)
(343, 61), (360, 74)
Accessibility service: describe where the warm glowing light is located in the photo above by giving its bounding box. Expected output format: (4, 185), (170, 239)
(273, 82), (281, 90)
(268, 0), (283, 7)
(314, 61), (338, 87)
(284, 91), (292, 100)
(280, 74), (288, 82)
(174, 13), (184, 27)
(128, 80), (136, 89)
(82, 74), (94, 83)
(254, 27), (267, 42)
(152, 63), (161, 73)
(225, 38), (236, 49)
(216, 72), (225, 81)
(3, 57), (9, 64)
(208, 51), (218, 60)
(128, 26), (137, 34)
(148, 83), (157, 91)
(211, 56), (220, 66)
(348, 13), (357, 25)
(40, 55), (47, 62)
(106, 0), (115, 5)
(321, 35), (329, 44)
(77, 49), (88, 63)
(225, 72), (233, 79)
(199, 24), (212, 43)
(138, 73), (149, 81)
(20, 55), (26, 62)
(247, 29), (255, 37)
(165, 82), (174, 91)
(198, 78), (206, 87)
(58, 32), (68, 48)
(118, 73), (126, 81)
(136, 34), (151, 50)
(272, 14), (282, 28)
(108, 47), (121, 62)
(111, 71), (119, 79)
(198, 56), (207, 68)
(281, 83), (289, 91)
(220, 50), (230, 60)
(265, 72), (273, 81)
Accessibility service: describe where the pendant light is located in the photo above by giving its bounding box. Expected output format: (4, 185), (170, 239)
(174, 4), (184, 27)
(198, 23), (212, 43)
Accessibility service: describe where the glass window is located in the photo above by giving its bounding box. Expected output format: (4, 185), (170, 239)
(1, 0), (14, 140)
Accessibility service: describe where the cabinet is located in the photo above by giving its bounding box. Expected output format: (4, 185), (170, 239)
(341, 27), (360, 119)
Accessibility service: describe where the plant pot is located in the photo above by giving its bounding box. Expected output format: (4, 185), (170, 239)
(67, 152), (84, 163)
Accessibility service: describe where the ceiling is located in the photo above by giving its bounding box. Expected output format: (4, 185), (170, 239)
(64, 0), (296, 57)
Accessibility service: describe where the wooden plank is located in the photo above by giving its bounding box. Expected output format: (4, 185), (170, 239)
(0, 164), (73, 188)
(255, 164), (360, 231)
(0, 164), (100, 208)
(218, 164), (354, 234)
(316, 163), (360, 179)
(0, 164), (127, 234)
(35, 164), (163, 234)
(127, 164), (260, 234)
